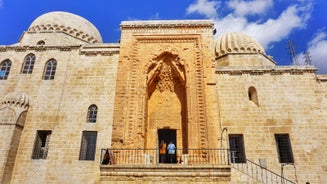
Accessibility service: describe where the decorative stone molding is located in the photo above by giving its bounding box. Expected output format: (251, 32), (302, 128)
(121, 20), (214, 31)
(0, 92), (29, 128)
(79, 44), (120, 56)
(0, 47), (7, 52)
(145, 51), (186, 86)
(136, 36), (199, 44)
(28, 27), (98, 44)
(0, 44), (120, 56)
(1, 92), (29, 115)
(216, 66), (317, 75)
(0, 45), (81, 52)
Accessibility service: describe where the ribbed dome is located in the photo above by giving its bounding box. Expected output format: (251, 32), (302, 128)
(215, 32), (265, 57)
(28, 11), (102, 44)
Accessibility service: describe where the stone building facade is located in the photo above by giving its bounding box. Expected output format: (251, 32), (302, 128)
(0, 11), (326, 183)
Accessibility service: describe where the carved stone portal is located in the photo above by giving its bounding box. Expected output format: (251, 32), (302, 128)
(146, 52), (187, 150)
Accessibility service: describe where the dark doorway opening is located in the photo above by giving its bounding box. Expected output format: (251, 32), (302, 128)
(158, 129), (176, 146)
(158, 129), (176, 163)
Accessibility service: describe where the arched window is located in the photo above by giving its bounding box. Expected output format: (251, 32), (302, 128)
(21, 53), (35, 74)
(43, 59), (57, 80)
(37, 40), (45, 45)
(248, 86), (259, 106)
(0, 59), (11, 80)
(87, 105), (98, 123)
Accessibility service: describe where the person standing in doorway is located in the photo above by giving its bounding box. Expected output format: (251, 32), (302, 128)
(159, 140), (167, 163)
(167, 141), (176, 163)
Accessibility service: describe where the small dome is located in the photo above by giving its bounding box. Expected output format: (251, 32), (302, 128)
(215, 32), (265, 57)
(28, 11), (102, 44)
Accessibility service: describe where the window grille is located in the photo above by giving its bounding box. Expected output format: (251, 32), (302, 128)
(275, 134), (294, 163)
(79, 131), (97, 160)
(229, 134), (246, 163)
(0, 59), (11, 80)
(21, 54), (35, 74)
(87, 105), (98, 123)
(43, 59), (57, 80)
(32, 130), (52, 159)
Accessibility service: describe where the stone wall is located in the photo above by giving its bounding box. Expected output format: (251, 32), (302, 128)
(215, 66), (327, 183)
(0, 45), (119, 183)
(0, 96), (28, 183)
(0, 108), (16, 181)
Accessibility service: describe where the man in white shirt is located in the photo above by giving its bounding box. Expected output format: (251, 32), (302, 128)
(167, 141), (176, 163)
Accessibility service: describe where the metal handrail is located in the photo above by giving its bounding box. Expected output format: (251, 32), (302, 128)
(100, 148), (295, 183)
(230, 158), (296, 184)
(100, 148), (230, 165)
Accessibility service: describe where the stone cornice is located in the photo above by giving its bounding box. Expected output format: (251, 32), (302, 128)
(79, 44), (120, 56)
(120, 20), (214, 35)
(317, 74), (327, 82)
(0, 44), (120, 56)
(216, 66), (317, 75)
(121, 20), (214, 29)
(0, 45), (81, 52)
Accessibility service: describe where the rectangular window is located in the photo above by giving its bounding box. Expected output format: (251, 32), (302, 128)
(275, 134), (294, 163)
(229, 134), (246, 163)
(79, 131), (97, 160)
(32, 130), (52, 159)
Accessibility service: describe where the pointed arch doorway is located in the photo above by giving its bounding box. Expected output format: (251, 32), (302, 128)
(145, 52), (188, 153)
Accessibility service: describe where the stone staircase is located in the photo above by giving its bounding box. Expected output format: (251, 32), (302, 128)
(100, 164), (231, 184)
(230, 159), (296, 184)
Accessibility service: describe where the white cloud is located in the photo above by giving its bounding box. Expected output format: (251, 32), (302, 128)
(228, 0), (273, 16)
(215, 5), (309, 49)
(247, 5), (304, 48)
(186, 0), (313, 50)
(0, 0), (3, 8)
(308, 30), (327, 47)
(186, 0), (220, 19)
(298, 30), (327, 73)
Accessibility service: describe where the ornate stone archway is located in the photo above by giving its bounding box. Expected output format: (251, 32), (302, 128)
(145, 52), (188, 150)
(0, 92), (29, 183)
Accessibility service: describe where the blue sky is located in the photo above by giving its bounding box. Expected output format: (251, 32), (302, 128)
(0, 0), (326, 73)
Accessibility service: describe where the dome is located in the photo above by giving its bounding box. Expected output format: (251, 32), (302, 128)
(27, 11), (102, 44)
(215, 32), (265, 57)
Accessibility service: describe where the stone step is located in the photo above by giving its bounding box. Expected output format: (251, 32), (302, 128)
(100, 165), (231, 183)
